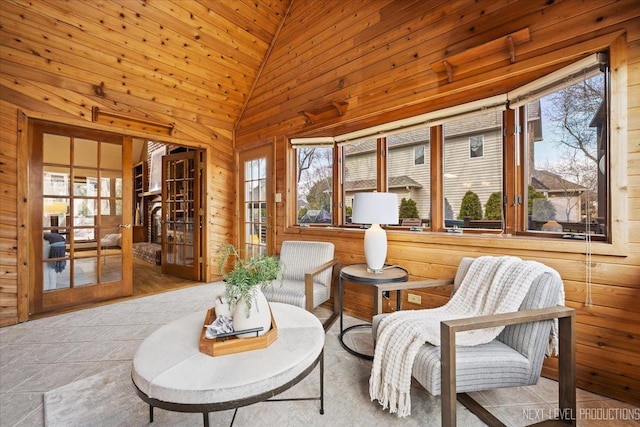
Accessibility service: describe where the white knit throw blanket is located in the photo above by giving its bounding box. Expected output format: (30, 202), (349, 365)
(369, 256), (558, 417)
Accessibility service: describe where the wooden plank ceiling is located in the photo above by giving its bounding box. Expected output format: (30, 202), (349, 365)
(0, 0), (290, 145)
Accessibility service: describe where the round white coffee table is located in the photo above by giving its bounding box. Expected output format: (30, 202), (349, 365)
(131, 302), (325, 426)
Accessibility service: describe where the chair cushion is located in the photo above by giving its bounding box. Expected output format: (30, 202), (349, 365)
(412, 339), (533, 396)
(262, 278), (329, 309)
(279, 241), (334, 287)
(372, 314), (533, 396)
(101, 233), (122, 247)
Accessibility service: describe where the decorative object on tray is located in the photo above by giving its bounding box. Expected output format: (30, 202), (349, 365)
(199, 307), (278, 357)
(216, 243), (283, 338)
(204, 311), (233, 339)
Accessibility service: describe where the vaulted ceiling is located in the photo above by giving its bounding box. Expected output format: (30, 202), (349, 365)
(0, 0), (290, 145)
(2, 0), (637, 149)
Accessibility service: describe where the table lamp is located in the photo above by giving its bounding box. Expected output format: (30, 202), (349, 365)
(352, 192), (399, 273)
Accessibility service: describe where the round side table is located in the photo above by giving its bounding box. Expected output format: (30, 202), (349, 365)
(339, 263), (408, 360)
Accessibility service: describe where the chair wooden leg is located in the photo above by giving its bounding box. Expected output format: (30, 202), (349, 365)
(440, 322), (456, 427)
(558, 314), (577, 425)
(457, 393), (506, 427)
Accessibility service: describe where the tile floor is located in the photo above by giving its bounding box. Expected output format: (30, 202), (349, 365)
(1, 282), (638, 427)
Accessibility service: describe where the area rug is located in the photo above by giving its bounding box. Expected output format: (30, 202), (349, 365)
(42, 328), (482, 427)
(43, 364), (143, 426)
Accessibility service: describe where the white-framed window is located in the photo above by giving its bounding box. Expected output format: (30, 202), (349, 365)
(414, 145), (425, 165)
(469, 136), (484, 158)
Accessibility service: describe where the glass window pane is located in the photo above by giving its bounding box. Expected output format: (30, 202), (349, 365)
(43, 167), (70, 196)
(74, 138), (98, 167)
(43, 198), (69, 230)
(100, 142), (122, 169)
(74, 258), (97, 286)
(525, 71), (606, 236)
(388, 128), (430, 227)
(73, 169), (98, 197)
(296, 147), (334, 225)
(44, 134), (70, 164)
(343, 139), (376, 224)
(443, 110), (503, 230)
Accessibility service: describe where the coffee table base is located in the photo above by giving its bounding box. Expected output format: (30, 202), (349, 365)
(132, 351), (324, 427)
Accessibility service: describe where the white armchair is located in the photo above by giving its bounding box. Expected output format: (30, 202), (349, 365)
(43, 239), (57, 290)
(100, 233), (122, 248)
(262, 241), (339, 327)
(371, 257), (576, 426)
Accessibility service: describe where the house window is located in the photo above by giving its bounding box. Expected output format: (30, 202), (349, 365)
(414, 145), (425, 165)
(290, 52), (611, 242)
(469, 136), (484, 158)
(295, 146), (334, 225)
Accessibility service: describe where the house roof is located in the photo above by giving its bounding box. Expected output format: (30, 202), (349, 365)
(345, 175), (422, 191)
(531, 169), (586, 193)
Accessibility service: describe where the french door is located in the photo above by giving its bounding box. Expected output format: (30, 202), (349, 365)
(239, 145), (273, 257)
(30, 121), (132, 315)
(161, 150), (202, 280)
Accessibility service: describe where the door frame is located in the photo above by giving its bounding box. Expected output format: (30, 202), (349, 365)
(237, 143), (275, 256)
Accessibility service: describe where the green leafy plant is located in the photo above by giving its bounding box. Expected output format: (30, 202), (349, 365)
(528, 185), (556, 222)
(399, 197), (419, 219)
(458, 190), (483, 220)
(485, 192), (503, 220)
(216, 243), (282, 313)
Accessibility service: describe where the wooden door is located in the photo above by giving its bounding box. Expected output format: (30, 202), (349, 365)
(30, 121), (133, 315)
(239, 145), (274, 257)
(161, 150), (202, 280)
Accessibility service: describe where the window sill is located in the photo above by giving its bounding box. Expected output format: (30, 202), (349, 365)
(287, 225), (628, 257)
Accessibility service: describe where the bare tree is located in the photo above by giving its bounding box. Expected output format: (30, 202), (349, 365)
(542, 155), (596, 221)
(297, 148), (317, 182)
(545, 74), (604, 163)
(297, 147), (333, 207)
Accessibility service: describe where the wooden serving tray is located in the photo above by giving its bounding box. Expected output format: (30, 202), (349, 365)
(199, 307), (278, 357)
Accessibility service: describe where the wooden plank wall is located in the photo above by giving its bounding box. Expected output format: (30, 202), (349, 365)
(0, 0), (291, 324)
(0, 100), (19, 327)
(235, 1), (640, 406)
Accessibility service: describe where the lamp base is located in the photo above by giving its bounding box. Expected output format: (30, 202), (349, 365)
(364, 224), (387, 272)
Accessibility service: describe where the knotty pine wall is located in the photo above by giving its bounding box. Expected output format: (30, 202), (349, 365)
(0, 0), (253, 325)
(235, 1), (640, 405)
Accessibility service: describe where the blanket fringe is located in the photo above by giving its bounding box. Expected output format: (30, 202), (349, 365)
(370, 373), (412, 417)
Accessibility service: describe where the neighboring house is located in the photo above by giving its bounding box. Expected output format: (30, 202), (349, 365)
(342, 110), (503, 222)
(531, 169), (586, 222)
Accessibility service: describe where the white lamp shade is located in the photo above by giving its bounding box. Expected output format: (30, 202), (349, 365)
(352, 192), (398, 272)
(352, 192), (399, 225)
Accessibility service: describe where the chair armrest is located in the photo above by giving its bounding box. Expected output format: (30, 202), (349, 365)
(441, 305), (574, 332)
(304, 258), (340, 311)
(374, 278), (454, 314)
(440, 306), (576, 427)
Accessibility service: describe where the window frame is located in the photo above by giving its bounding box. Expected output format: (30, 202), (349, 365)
(288, 42), (627, 256)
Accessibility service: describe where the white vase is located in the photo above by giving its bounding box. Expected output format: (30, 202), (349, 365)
(232, 288), (272, 338)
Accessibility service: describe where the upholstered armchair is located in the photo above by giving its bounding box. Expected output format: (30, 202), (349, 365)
(42, 239), (57, 290)
(100, 233), (122, 248)
(263, 241), (339, 327)
(371, 257), (576, 427)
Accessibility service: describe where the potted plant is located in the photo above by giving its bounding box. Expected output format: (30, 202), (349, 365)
(216, 243), (282, 336)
